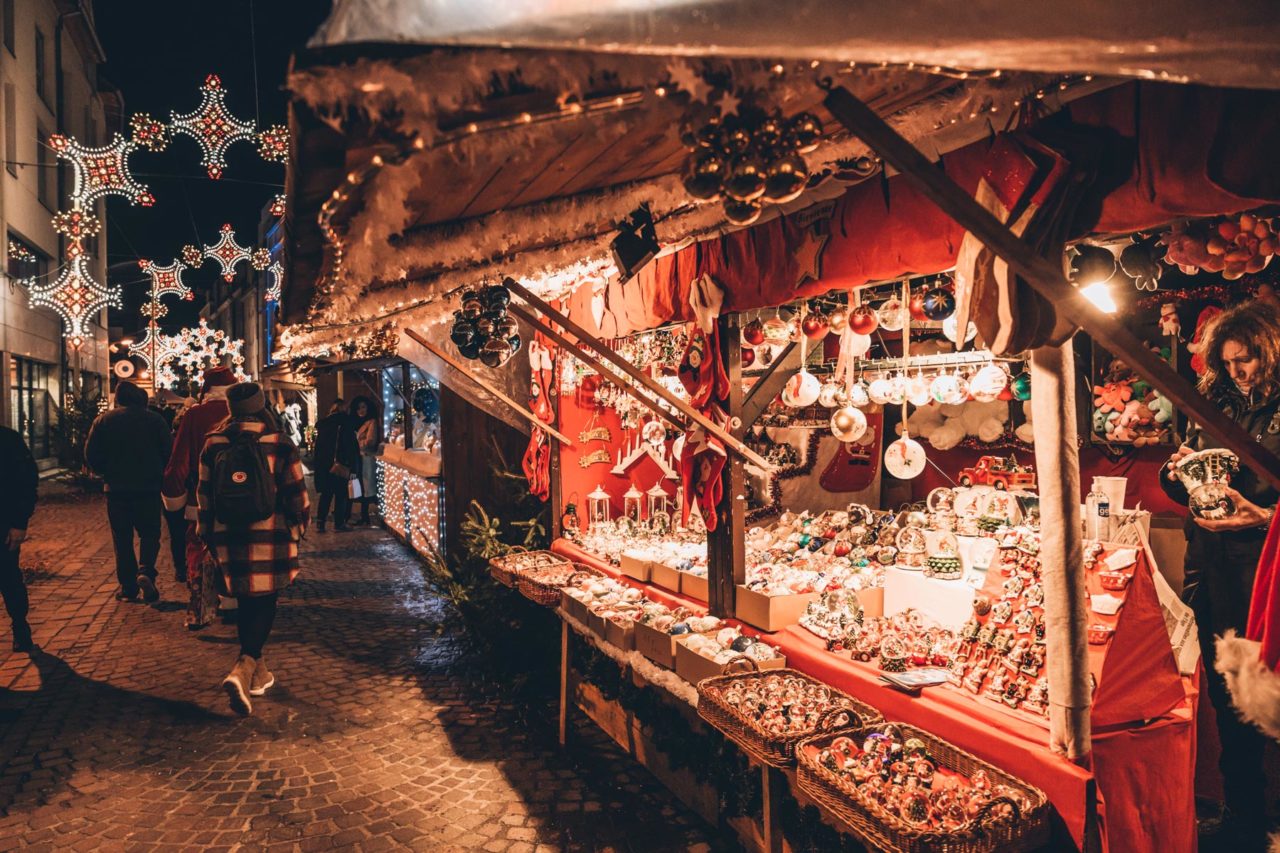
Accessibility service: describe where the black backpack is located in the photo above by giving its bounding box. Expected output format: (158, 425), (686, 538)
(210, 431), (276, 525)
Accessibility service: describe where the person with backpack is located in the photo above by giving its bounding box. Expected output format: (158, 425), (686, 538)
(197, 383), (309, 717)
(0, 424), (37, 652)
(312, 399), (360, 533)
(85, 380), (172, 603)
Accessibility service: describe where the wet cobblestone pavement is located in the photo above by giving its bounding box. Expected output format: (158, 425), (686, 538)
(0, 485), (728, 852)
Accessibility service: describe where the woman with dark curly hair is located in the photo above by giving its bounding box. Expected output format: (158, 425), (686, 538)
(1162, 298), (1280, 845)
(347, 396), (380, 526)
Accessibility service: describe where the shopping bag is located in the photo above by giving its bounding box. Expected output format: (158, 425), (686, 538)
(348, 477), (363, 500)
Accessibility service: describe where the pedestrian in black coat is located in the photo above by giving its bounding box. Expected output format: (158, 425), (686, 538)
(312, 400), (359, 533)
(0, 425), (37, 652)
(85, 380), (172, 602)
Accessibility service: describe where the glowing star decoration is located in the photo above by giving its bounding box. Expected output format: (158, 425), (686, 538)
(264, 261), (283, 306)
(128, 325), (184, 371)
(140, 300), (168, 320)
(28, 257), (121, 348)
(48, 133), (154, 207)
(129, 113), (170, 152)
(202, 223), (252, 281)
(169, 75), (257, 180)
(269, 194), (286, 217)
(250, 248), (271, 270)
(52, 209), (102, 242)
(138, 258), (194, 301)
(181, 244), (204, 267)
(256, 125), (289, 163)
(7, 241), (36, 288)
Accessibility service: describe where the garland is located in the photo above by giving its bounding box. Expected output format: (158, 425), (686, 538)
(746, 429), (824, 522)
(1135, 282), (1258, 310)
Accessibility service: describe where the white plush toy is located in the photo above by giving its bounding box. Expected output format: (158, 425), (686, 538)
(899, 400), (1009, 450)
(1014, 401), (1035, 445)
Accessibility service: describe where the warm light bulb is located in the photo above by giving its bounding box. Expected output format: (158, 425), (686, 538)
(1079, 282), (1117, 314)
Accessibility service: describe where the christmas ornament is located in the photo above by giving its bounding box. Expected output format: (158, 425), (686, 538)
(906, 373), (932, 407)
(1011, 371), (1032, 401)
(885, 435), (927, 479)
(846, 380), (871, 408)
(169, 75), (258, 180)
(886, 374), (908, 406)
(740, 346), (756, 367)
(28, 257), (121, 348)
(801, 312), (829, 339)
(724, 197), (762, 226)
(848, 305), (879, 335)
(269, 194), (287, 218)
(788, 112), (823, 153)
(203, 223), (252, 282)
(830, 406), (868, 443)
(921, 287), (956, 321)
(783, 370), (821, 408)
(683, 149), (727, 200)
(743, 318), (766, 346)
(867, 377), (894, 405)
(256, 125), (289, 163)
(930, 373), (968, 406)
(827, 308), (848, 334)
(724, 154), (767, 202)
(942, 315), (978, 344)
(908, 289), (929, 322)
(48, 132), (154, 207)
(877, 297), (905, 331)
(762, 316), (791, 344)
(138, 258), (194, 301)
(969, 364), (1009, 402)
(762, 153), (809, 203)
(846, 332), (872, 358)
(818, 381), (842, 408)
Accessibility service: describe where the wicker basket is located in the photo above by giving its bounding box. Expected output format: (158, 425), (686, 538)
(697, 667), (882, 768)
(517, 562), (603, 607)
(489, 549), (572, 587)
(795, 722), (1050, 853)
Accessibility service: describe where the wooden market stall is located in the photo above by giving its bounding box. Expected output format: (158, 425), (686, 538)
(277, 5), (1280, 850)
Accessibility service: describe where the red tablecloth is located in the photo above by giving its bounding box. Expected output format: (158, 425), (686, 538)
(551, 539), (1197, 852)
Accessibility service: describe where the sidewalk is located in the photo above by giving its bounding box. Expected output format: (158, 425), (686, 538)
(0, 485), (726, 852)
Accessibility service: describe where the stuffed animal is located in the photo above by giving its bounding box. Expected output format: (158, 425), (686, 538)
(901, 400), (1008, 450)
(1014, 401), (1035, 445)
(1092, 381), (1133, 414)
(1187, 305), (1223, 376)
(1147, 390), (1174, 425)
(1158, 303), (1181, 339)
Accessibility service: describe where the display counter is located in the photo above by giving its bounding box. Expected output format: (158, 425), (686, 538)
(378, 455), (443, 556)
(550, 537), (1196, 852)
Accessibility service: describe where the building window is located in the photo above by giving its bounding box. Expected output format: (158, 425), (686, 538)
(4, 82), (14, 176)
(34, 28), (46, 104)
(36, 128), (53, 210)
(6, 233), (46, 286)
(2, 0), (13, 56)
(10, 356), (53, 459)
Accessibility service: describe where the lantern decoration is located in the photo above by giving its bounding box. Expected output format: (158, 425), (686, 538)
(921, 287), (956, 321)
(256, 125), (290, 163)
(264, 261), (284, 306)
(969, 364), (1009, 403)
(138, 258), (194, 301)
(250, 248), (272, 270)
(646, 483), (670, 522)
(203, 223), (253, 281)
(48, 132), (154, 207)
(29, 257), (121, 348)
(269, 193), (287, 218)
(877, 297), (905, 331)
(561, 502), (581, 536)
(782, 370), (821, 408)
(885, 434), (927, 479)
(128, 113), (170, 152)
(588, 485), (612, 526)
(623, 484), (645, 522)
(169, 75), (258, 180)
(831, 405), (868, 443)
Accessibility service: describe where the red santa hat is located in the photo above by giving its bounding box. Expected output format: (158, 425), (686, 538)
(201, 366), (238, 393)
(1214, 519), (1280, 743)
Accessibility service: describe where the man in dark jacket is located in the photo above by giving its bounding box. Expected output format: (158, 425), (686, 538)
(312, 399), (360, 533)
(0, 425), (37, 652)
(86, 380), (173, 602)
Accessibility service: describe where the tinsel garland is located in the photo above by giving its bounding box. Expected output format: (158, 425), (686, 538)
(746, 429), (824, 522)
(1135, 282), (1258, 310)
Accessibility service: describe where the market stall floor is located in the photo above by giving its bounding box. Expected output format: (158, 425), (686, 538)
(0, 485), (731, 852)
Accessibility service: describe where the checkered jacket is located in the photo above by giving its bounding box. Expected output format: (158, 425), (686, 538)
(196, 420), (310, 596)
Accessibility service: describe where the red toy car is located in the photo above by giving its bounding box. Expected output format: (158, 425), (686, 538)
(958, 455), (1036, 490)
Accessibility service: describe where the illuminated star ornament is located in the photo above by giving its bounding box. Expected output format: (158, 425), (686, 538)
(269, 194), (286, 218)
(264, 261), (284, 306)
(169, 75), (257, 180)
(128, 325), (184, 371)
(138, 258), (194, 301)
(203, 223), (252, 282)
(257, 125), (289, 163)
(29, 257), (122, 347)
(140, 300), (168, 320)
(164, 319), (248, 388)
(49, 133), (154, 207)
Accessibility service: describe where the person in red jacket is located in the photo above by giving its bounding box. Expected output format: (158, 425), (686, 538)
(162, 367), (238, 629)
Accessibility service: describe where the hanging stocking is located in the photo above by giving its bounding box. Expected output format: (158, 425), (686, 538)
(679, 405), (728, 531)
(820, 412), (883, 492)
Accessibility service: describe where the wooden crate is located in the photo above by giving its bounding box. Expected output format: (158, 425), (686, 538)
(619, 551), (653, 582)
(634, 622), (679, 669)
(604, 617), (636, 651)
(651, 561), (681, 592)
(680, 571), (709, 602)
(675, 636), (785, 685)
(560, 590), (593, 626)
(736, 588), (819, 632)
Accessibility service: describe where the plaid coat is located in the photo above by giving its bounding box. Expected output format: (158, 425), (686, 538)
(196, 420), (310, 596)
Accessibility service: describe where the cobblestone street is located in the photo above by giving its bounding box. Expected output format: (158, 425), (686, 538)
(0, 485), (726, 852)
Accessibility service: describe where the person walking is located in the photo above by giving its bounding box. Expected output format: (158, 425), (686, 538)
(347, 396), (380, 526)
(196, 383), (309, 716)
(312, 399), (359, 533)
(85, 380), (172, 603)
(0, 425), (37, 652)
(162, 367), (238, 628)
(1162, 299), (1280, 847)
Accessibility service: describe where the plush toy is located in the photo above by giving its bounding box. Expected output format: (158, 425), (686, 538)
(901, 400), (1009, 450)
(1092, 381), (1133, 414)
(1014, 401), (1035, 445)
(1187, 305), (1223, 376)
(1147, 389), (1174, 425)
(1158, 303), (1181, 339)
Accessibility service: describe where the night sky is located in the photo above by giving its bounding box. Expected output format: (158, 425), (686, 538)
(94, 0), (332, 334)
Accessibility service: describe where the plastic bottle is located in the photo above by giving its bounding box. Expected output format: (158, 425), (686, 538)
(1085, 484), (1110, 541)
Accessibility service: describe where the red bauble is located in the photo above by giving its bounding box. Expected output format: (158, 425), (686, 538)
(743, 318), (766, 346)
(741, 346), (756, 367)
(997, 386), (1015, 401)
(848, 305), (879, 335)
(801, 313), (830, 339)
(833, 540), (852, 557)
(908, 290), (929, 322)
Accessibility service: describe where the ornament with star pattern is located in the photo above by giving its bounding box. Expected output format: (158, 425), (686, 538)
(28, 257), (121, 348)
(169, 75), (257, 180)
(129, 113), (170, 152)
(256, 125), (289, 163)
(269, 194), (286, 218)
(138, 258), (194, 301)
(48, 133), (154, 207)
(202, 223), (252, 282)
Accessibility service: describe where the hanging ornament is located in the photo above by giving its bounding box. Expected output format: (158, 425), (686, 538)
(181, 244), (204, 267)
(818, 381), (842, 408)
(930, 373), (967, 406)
(885, 435), (927, 479)
(906, 373), (932, 407)
(48, 132), (154, 207)
(202, 223), (252, 282)
(762, 153), (809, 203)
(269, 193), (287, 218)
(264, 261), (284, 306)
(138, 258), (194, 301)
(642, 419), (667, 447)
(741, 346), (756, 367)
(783, 370), (821, 408)
(828, 308), (848, 334)
(886, 374), (908, 406)
(51, 209), (101, 245)
(724, 197), (762, 226)
(942, 315), (978, 344)
(847, 380), (871, 408)
(846, 332), (872, 358)
(762, 316), (791, 344)
(250, 248), (272, 270)
(743, 318), (766, 346)
(788, 112), (823, 153)
(28, 256), (121, 348)
(848, 305), (879, 335)
(877, 297), (905, 331)
(128, 113), (170, 152)
(256, 125), (289, 163)
(682, 149), (727, 200)
(169, 75), (258, 180)
(921, 287), (957, 321)
(724, 154), (768, 202)
(801, 311), (830, 339)
(140, 300), (167, 320)
(830, 406), (868, 442)
(867, 376), (894, 405)
(969, 364), (1009, 402)
(1011, 371), (1032, 401)
(908, 289), (929, 322)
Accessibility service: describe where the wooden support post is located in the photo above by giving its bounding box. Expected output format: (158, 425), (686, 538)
(504, 278), (774, 472)
(739, 341), (802, 437)
(709, 315), (746, 618)
(760, 765), (785, 853)
(822, 84), (1280, 493)
(400, 361), (414, 449)
(559, 620), (570, 747)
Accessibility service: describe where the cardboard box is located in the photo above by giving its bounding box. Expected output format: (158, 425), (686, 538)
(680, 571), (709, 602)
(619, 551), (653, 582)
(560, 590), (592, 626)
(634, 622), (678, 669)
(585, 609), (609, 641)
(857, 586), (885, 619)
(675, 635), (785, 686)
(735, 587), (819, 633)
(651, 561), (681, 592)
(604, 617), (635, 651)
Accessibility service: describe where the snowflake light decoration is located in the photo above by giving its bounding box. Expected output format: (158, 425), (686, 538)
(128, 325), (184, 371)
(7, 241), (36, 288)
(159, 319), (248, 389)
(140, 300), (168, 320)
(264, 261), (283, 306)
(28, 257), (121, 348)
(250, 248), (271, 270)
(269, 194), (286, 217)
(202, 223), (251, 282)
(49, 133), (154, 207)
(181, 244), (204, 267)
(138, 258), (194, 301)
(52, 209), (101, 242)
(129, 113), (170, 152)
(257, 125), (289, 163)
(169, 75), (257, 180)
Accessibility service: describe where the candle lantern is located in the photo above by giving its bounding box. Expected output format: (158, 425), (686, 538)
(587, 485), (611, 526)
(646, 483), (670, 525)
(560, 502), (580, 537)
(623, 484), (645, 522)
